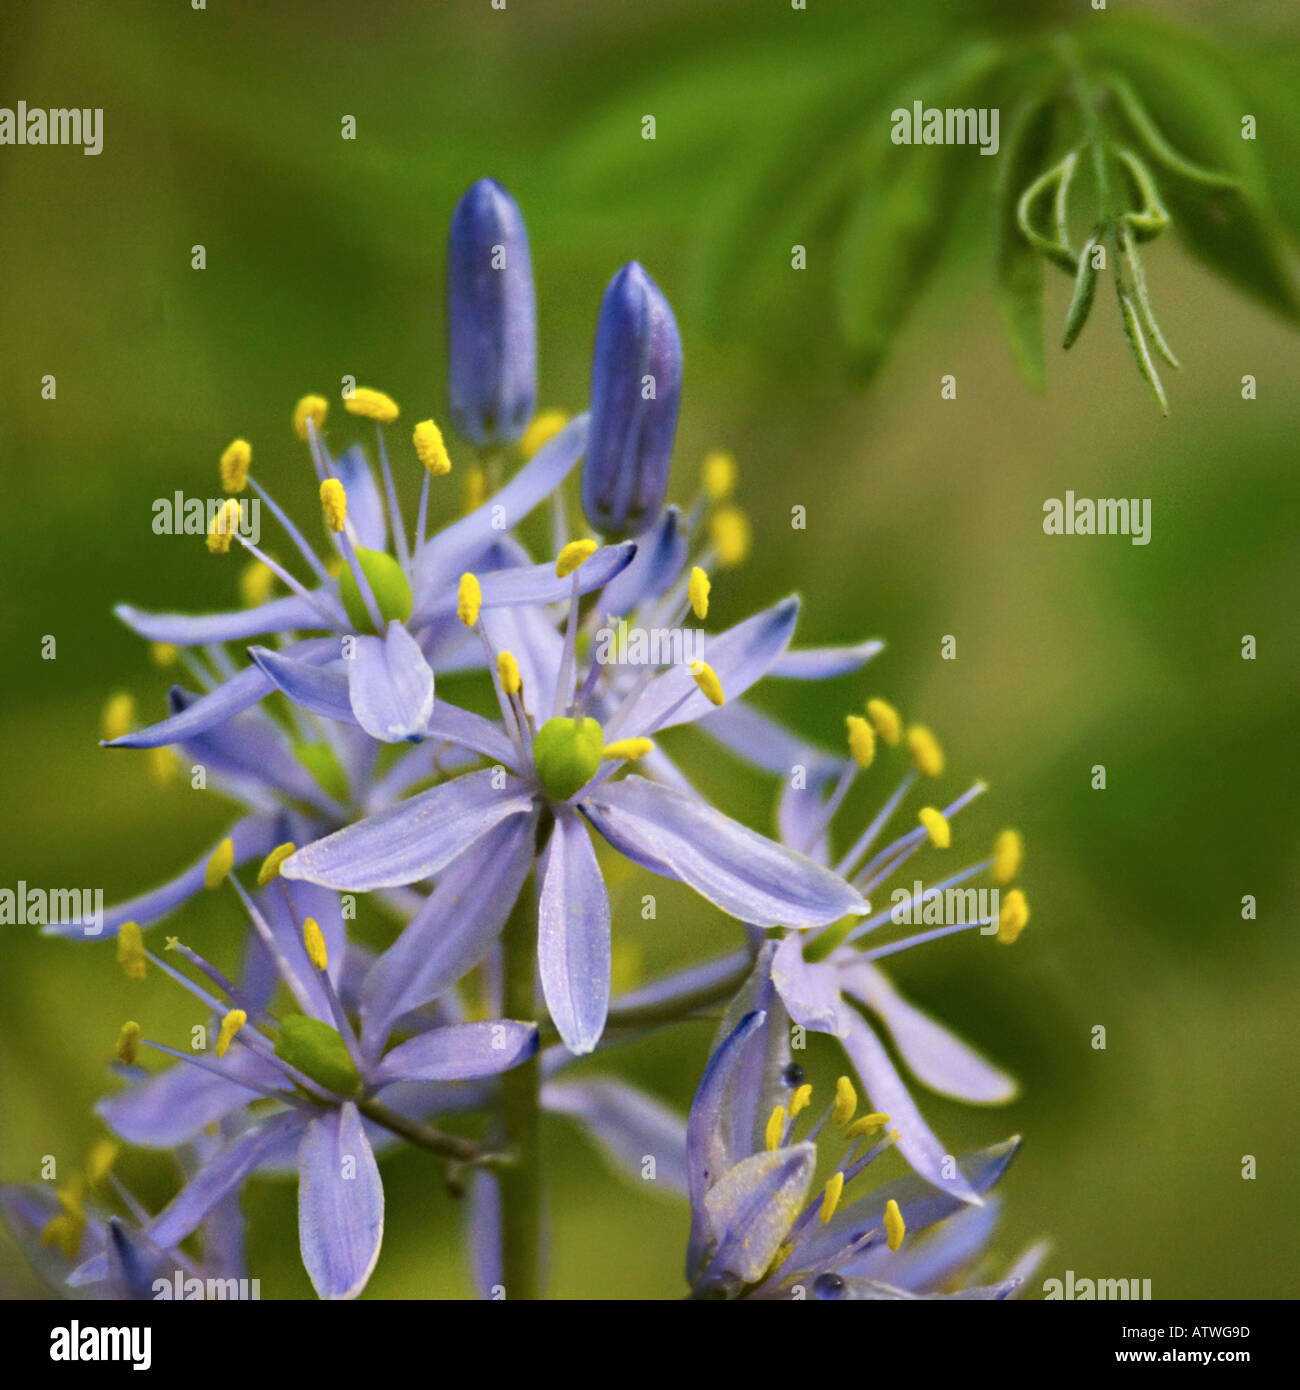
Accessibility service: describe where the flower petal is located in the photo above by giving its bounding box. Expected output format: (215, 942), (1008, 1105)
(538, 810), (611, 1055)
(543, 1079), (688, 1195)
(347, 623), (436, 743)
(598, 504), (687, 616)
(839, 1010), (979, 1204)
(114, 595), (330, 646)
(250, 646), (357, 725)
(283, 768), (535, 891)
(838, 959), (1018, 1104)
(771, 933), (852, 1037)
(374, 1020), (537, 1085)
(422, 697), (519, 765)
(627, 596), (800, 734)
(583, 775), (865, 927)
(297, 1103), (384, 1300)
(474, 542), (636, 609)
(768, 639), (884, 680)
(700, 699), (843, 781)
(701, 1143), (816, 1292)
(360, 809), (538, 1057)
(43, 814), (280, 938)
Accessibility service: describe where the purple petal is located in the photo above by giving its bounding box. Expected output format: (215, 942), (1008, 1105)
(598, 504), (688, 617)
(114, 595), (331, 646)
(474, 542), (636, 609)
(701, 1143), (816, 1291)
(839, 1011), (979, 1204)
(771, 933), (852, 1037)
(347, 623), (436, 743)
(538, 810), (611, 1055)
(848, 1196), (1001, 1290)
(544, 1079), (688, 1194)
(148, 1111), (310, 1249)
(284, 768), (535, 891)
(768, 639), (884, 680)
(360, 809), (538, 1057)
(297, 1103), (384, 1300)
(106, 637), (339, 747)
(422, 697), (518, 765)
(838, 959), (1017, 1104)
(374, 1020), (537, 1085)
(479, 602), (564, 725)
(626, 596), (800, 734)
(583, 775), (865, 927)
(44, 814), (279, 938)
(97, 1049), (283, 1147)
(250, 646), (357, 726)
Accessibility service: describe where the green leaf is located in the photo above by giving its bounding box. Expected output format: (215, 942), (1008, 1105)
(994, 96), (1057, 389)
(1116, 284), (1169, 416)
(1062, 237), (1099, 351)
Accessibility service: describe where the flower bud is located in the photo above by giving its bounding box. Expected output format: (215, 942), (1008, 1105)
(581, 262), (682, 538)
(447, 178), (537, 447)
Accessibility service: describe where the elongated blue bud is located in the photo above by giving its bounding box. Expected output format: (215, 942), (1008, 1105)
(447, 178), (537, 447)
(581, 262), (682, 538)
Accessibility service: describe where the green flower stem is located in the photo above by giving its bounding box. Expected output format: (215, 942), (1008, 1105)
(356, 1096), (496, 1165)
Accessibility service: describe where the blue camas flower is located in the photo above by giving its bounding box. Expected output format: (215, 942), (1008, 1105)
(447, 178), (537, 447)
(581, 262), (682, 538)
(683, 980), (1028, 1301)
(282, 543), (866, 1055)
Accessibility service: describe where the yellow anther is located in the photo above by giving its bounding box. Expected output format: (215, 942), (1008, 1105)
(556, 538), (598, 578)
(884, 1198), (906, 1251)
(86, 1139), (119, 1188)
(320, 478), (348, 533)
(866, 698), (902, 747)
(709, 505), (752, 568)
(602, 737), (653, 762)
(919, 807), (951, 849)
(461, 465), (487, 514)
(116, 922), (147, 982)
(240, 559), (276, 607)
(256, 842), (297, 888)
(206, 498), (244, 554)
(789, 1083), (813, 1117)
(690, 660), (725, 707)
(520, 409), (568, 460)
(457, 572), (482, 628)
(992, 829), (1023, 886)
(497, 651), (522, 696)
(832, 1075), (857, 1127)
(702, 449), (738, 502)
(204, 837), (235, 890)
(688, 566), (711, 620)
(219, 438), (252, 493)
(150, 642), (178, 668)
(148, 746), (177, 786)
(101, 692), (134, 742)
(412, 418), (452, 476)
(846, 714), (875, 769)
(343, 387), (399, 423)
(293, 394), (329, 442)
(215, 1009), (247, 1059)
(907, 725), (944, 778)
(764, 1104), (786, 1152)
(997, 888), (1030, 945)
(845, 1113), (890, 1139)
(303, 917), (329, 971)
(820, 1171), (845, 1224)
(115, 1021), (141, 1066)
(41, 1209), (85, 1260)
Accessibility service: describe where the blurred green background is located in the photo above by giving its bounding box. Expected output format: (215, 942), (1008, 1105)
(2, 0), (1297, 1299)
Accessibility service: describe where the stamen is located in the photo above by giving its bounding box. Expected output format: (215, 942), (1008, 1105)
(789, 1083), (813, 1118)
(215, 1009), (247, 1059)
(907, 725), (945, 778)
(206, 498), (244, 555)
(520, 409), (567, 460)
(834, 770), (917, 878)
(257, 842), (297, 888)
(293, 394), (329, 442)
(845, 1113), (889, 1139)
(832, 1075), (857, 1127)
(150, 642), (178, 668)
(204, 838), (235, 890)
(709, 506), (752, 568)
(457, 573), (482, 627)
(702, 449), (737, 502)
(764, 1104), (786, 1152)
(101, 692), (134, 742)
(497, 650), (523, 696)
(992, 829), (1023, 885)
(556, 538), (598, 578)
(219, 439), (251, 493)
(240, 559), (276, 608)
(116, 922), (147, 982)
(820, 1171), (845, 1224)
(997, 889), (1029, 945)
(246, 477), (332, 584)
(115, 1021), (140, 1065)
(690, 660), (725, 707)
(412, 420), (452, 478)
(320, 479), (348, 534)
(601, 737), (653, 762)
(884, 1198), (905, 1251)
(688, 566), (710, 620)
(461, 466), (487, 514)
(343, 387), (400, 423)
(918, 807), (951, 848)
(866, 698), (902, 747)
(846, 715), (875, 769)
(303, 917), (329, 972)
(86, 1139), (119, 1189)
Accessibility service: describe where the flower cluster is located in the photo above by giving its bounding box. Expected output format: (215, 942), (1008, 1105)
(9, 178), (1038, 1301)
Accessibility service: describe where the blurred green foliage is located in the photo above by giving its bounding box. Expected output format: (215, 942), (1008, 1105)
(1, 0), (1297, 1299)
